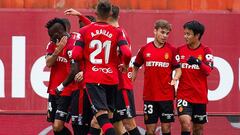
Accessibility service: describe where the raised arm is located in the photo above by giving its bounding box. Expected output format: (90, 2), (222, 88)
(64, 8), (91, 26)
(45, 36), (67, 67)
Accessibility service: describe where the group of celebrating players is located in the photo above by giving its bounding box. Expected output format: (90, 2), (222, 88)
(44, 0), (214, 135)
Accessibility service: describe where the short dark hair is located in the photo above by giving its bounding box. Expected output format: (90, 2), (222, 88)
(85, 15), (96, 22)
(61, 18), (71, 32)
(111, 5), (120, 20)
(79, 15), (96, 28)
(96, 0), (112, 19)
(154, 19), (172, 31)
(183, 20), (205, 40)
(45, 18), (66, 31)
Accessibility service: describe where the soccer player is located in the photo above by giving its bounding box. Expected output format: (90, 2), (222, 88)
(71, 1), (132, 135)
(132, 20), (181, 135)
(64, 8), (97, 135)
(45, 18), (80, 135)
(176, 20), (213, 135)
(108, 5), (141, 135)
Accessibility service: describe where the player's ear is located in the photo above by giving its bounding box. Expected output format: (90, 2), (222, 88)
(195, 33), (200, 40)
(153, 28), (157, 35)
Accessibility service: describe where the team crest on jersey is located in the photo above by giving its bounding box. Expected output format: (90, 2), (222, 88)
(198, 55), (203, 60)
(146, 53), (151, 57)
(164, 53), (169, 59)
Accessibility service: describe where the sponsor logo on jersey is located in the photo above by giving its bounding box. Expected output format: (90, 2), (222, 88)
(146, 61), (170, 67)
(92, 66), (113, 74)
(181, 63), (200, 69)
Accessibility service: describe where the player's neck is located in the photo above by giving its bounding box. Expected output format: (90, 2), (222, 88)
(110, 21), (119, 27)
(153, 40), (164, 48)
(96, 18), (108, 23)
(188, 41), (201, 49)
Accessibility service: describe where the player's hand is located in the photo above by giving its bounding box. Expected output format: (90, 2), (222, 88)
(169, 79), (177, 86)
(131, 71), (137, 82)
(187, 56), (201, 65)
(54, 36), (67, 55)
(64, 8), (81, 16)
(74, 71), (83, 82)
(55, 83), (64, 96)
(118, 64), (128, 73)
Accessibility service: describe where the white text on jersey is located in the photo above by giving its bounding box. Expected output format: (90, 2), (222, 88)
(181, 63), (200, 69)
(57, 56), (68, 63)
(146, 61), (169, 67)
(91, 29), (112, 38)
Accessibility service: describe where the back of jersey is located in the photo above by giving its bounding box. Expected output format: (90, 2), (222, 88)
(78, 22), (126, 85)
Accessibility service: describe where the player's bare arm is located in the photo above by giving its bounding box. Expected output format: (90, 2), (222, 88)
(131, 66), (139, 82)
(45, 36), (67, 67)
(64, 8), (91, 26)
(169, 67), (182, 86)
(64, 8), (82, 16)
(55, 60), (80, 95)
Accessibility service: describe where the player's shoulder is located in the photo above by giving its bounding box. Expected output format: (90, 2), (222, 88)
(140, 42), (153, 51)
(46, 41), (55, 49)
(116, 26), (125, 32)
(165, 42), (176, 49)
(80, 23), (95, 32)
(200, 43), (212, 54)
(70, 32), (80, 36)
(177, 44), (187, 50)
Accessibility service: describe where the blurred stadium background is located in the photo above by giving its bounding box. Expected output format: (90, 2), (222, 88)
(0, 0), (239, 134)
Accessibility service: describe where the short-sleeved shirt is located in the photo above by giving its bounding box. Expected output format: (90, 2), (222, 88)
(134, 42), (179, 101)
(46, 32), (79, 96)
(176, 44), (213, 104)
(72, 22), (129, 85)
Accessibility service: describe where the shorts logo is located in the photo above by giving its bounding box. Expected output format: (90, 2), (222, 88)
(91, 104), (98, 113)
(162, 113), (174, 119)
(48, 102), (52, 112)
(78, 114), (83, 125)
(126, 106), (132, 118)
(194, 115), (207, 121)
(164, 53), (169, 59)
(56, 110), (67, 117)
(117, 109), (126, 116)
(179, 106), (183, 112)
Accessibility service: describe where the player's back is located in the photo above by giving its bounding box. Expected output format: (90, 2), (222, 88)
(80, 22), (122, 85)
